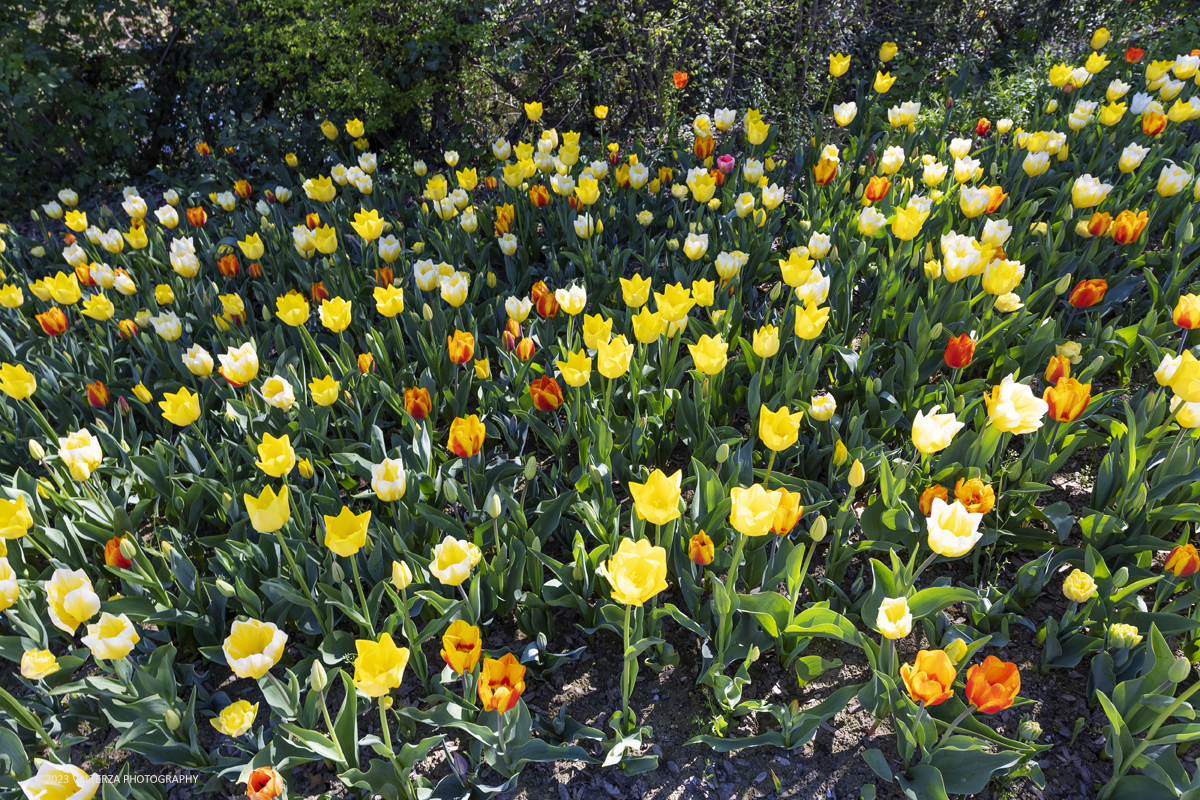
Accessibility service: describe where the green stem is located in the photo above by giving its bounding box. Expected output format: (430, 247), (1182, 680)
(273, 528), (330, 637)
(764, 450), (777, 489)
(937, 703), (977, 748)
(350, 555), (376, 638)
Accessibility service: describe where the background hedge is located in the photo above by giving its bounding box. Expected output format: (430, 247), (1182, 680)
(1, 0), (1194, 210)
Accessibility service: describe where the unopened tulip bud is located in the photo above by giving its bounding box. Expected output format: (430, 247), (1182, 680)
(769, 282), (783, 302)
(1054, 273), (1072, 295)
(391, 560), (413, 591)
(422, 303), (433, 321)
(309, 660), (328, 692)
(261, 305), (271, 321)
(1019, 719), (1042, 742)
(1169, 658), (1192, 683)
(716, 443), (730, 463)
(298, 458), (314, 479)
(666, 216), (674, 229)
(929, 323), (943, 340)
(28, 440), (45, 460)
(1112, 566), (1128, 588)
(412, 241), (424, 254)
(487, 493), (502, 519)
(117, 396), (131, 414)
(95, 419), (108, 433)
(164, 708), (181, 731)
(215, 579), (236, 597)
(810, 515), (828, 542)
(667, 238), (679, 251)
(119, 537), (137, 560)
(30, 210), (39, 222)
(444, 481), (458, 503)
(525, 456), (538, 480)
(832, 440), (849, 466)
(848, 459), (865, 488)
(487, 271), (497, 288)
(943, 638), (968, 664)
(332, 562), (344, 582)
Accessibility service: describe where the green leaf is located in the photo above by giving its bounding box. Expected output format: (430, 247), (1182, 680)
(906, 586), (977, 618)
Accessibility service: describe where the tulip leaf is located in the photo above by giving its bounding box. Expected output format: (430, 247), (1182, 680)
(906, 586), (977, 619)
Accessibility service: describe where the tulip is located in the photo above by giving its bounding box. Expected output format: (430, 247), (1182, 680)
(627, 469), (682, 526)
(449, 415), (486, 458)
(479, 652), (527, 713)
(942, 334), (975, 369)
(45, 568), (100, 634)
(965, 656), (1020, 713)
(632, 307), (665, 343)
(159, 387), (202, 427)
(758, 405), (803, 452)
(873, 71), (896, 93)
(58, 429), (103, 481)
(441, 620), (482, 675)
(864, 175), (890, 203)
(1165, 544), (1200, 577)
(1044, 377), (1091, 423)
(1169, 352), (1200, 402)
(598, 537), (668, 606)
(212, 700), (259, 737)
(447, 330), (476, 365)
(901, 650), (956, 706)
(596, 335), (633, 379)
(81, 612), (141, 660)
(0, 363), (37, 400)
(919, 485), (949, 516)
(1157, 163), (1192, 197)
(688, 334), (727, 375)
(954, 478), (995, 515)
(0, 496), (32, 540)
(246, 767), (283, 800)
(1062, 568), (1097, 602)
(985, 373), (1048, 434)
(371, 458), (406, 502)
(19, 764), (100, 800)
(556, 351), (592, 387)
(430, 536), (482, 586)
(688, 531), (715, 566)
(392, 560), (413, 591)
(516, 337), (536, 361)
(1068, 279), (1107, 309)
(262, 376), (296, 410)
(353, 633), (409, 697)
(1090, 27), (1109, 50)
(877, 596), (912, 639)
(771, 488), (803, 535)
(243, 485), (290, 533)
(829, 53), (850, 76)
(555, 285), (587, 316)
(36, 308), (69, 336)
(926, 497), (984, 557)
(794, 303), (831, 340)
(730, 484), (783, 537)
(20, 649), (59, 680)
(524, 101), (543, 120)
(323, 506), (371, 557)
(911, 406), (964, 454)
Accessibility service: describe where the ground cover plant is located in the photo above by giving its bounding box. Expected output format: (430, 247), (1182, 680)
(2, 24), (1200, 800)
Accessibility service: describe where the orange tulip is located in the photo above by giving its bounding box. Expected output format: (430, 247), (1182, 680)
(478, 652), (526, 713)
(984, 185), (1008, 214)
(964, 656), (1020, 714)
(1045, 377), (1091, 422)
(36, 308), (69, 336)
(900, 650), (956, 707)
(954, 478), (995, 514)
(688, 531), (715, 565)
(814, 159), (837, 187)
(447, 331), (475, 364)
(1044, 355), (1071, 385)
(1125, 47), (1145, 63)
(357, 353), (375, 374)
(441, 620), (482, 675)
(105, 536), (132, 569)
(449, 415), (485, 458)
(771, 488), (804, 535)
(530, 280), (550, 302)
(919, 485), (949, 516)
(1111, 209), (1148, 245)
(529, 376), (563, 411)
(494, 203), (515, 235)
(1165, 544), (1200, 577)
(185, 206), (207, 226)
(484, 175), (498, 190)
(306, 212), (321, 230)
(1068, 279), (1107, 308)
(218, 254), (240, 278)
(975, 118), (991, 137)
(516, 337), (536, 361)
(505, 318), (521, 340)
(246, 767), (284, 800)
(943, 334), (975, 369)
(1174, 294), (1200, 329)
(404, 387), (432, 420)
(86, 381), (109, 408)
(248, 262), (264, 279)
(76, 263), (97, 286)
(1142, 111), (1167, 136)
(1086, 211), (1112, 237)
(672, 71), (689, 89)
(310, 282), (329, 302)
(117, 319), (138, 338)
(536, 292), (560, 318)
(864, 175), (890, 203)
(375, 266), (394, 287)
(528, 185), (550, 207)
(195, 141), (211, 155)
(234, 179), (252, 198)
(694, 134), (715, 160)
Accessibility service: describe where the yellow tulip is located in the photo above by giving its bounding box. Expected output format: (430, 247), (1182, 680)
(555, 351), (592, 388)
(654, 282), (695, 322)
(159, 387), (202, 427)
(759, 405), (803, 451)
(81, 611), (140, 660)
(350, 208), (384, 241)
(627, 469), (682, 526)
(730, 484), (782, 537)
(80, 294), (115, 321)
(320, 297), (353, 333)
(309, 375), (340, 406)
(255, 433), (296, 478)
(430, 536), (482, 586)
(620, 274), (652, 307)
(829, 53), (850, 77)
(323, 506), (371, 557)
(632, 307), (665, 344)
(597, 537), (668, 606)
(596, 335), (633, 379)
(688, 334), (728, 375)
(45, 567), (99, 634)
(374, 285), (405, 317)
(794, 303), (831, 339)
(223, 618), (287, 679)
(582, 313), (613, 350)
(873, 71), (897, 93)
(211, 700), (259, 737)
(238, 233), (265, 259)
(752, 325), (780, 358)
(243, 485), (290, 533)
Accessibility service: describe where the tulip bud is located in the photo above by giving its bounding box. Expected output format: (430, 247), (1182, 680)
(1054, 273), (1073, 295)
(1169, 657), (1192, 683)
(412, 241), (424, 254)
(716, 443), (730, 463)
(487, 493), (502, 519)
(667, 238), (679, 251)
(391, 560), (413, 591)
(608, 205), (616, 218)
(486, 271), (497, 288)
(30, 210), (40, 222)
(1019, 718), (1042, 742)
(943, 638), (968, 664)
(1112, 566), (1129, 588)
(944, 96), (954, 109)
(443, 481), (459, 503)
(525, 456), (538, 480)
(309, 660), (328, 692)
(332, 562), (344, 582)
(832, 440), (849, 466)
(298, 458), (314, 479)
(422, 303), (433, 321)
(666, 216), (674, 228)
(215, 579), (236, 597)
(28, 439), (44, 460)
(261, 305), (271, 321)
(769, 282), (783, 302)
(95, 419), (108, 433)
(929, 323), (943, 340)
(810, 515), (828, 543)
(848, 459), (865, 488)
(381, 696), (394, 710)
(163, 708), (181, 732)
(119, 537), (137, 560)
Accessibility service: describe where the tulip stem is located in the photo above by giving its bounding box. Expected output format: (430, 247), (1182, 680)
(379, 698), (393, 755)
(936, 703), (977, 748)
(273, 529), (329, 637)
(764, 450), (776, 489)
(727, 532), (747, 595)
(349, 555), (376, 638)
(620, 602), (633, 731)
(317, 689), (344, 763)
